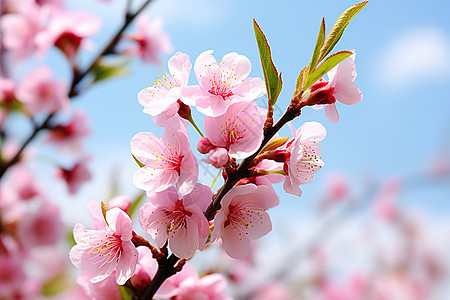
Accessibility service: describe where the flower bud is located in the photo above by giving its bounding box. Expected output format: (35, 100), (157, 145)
(204, 147), (229, 168)
(303, 79), (336, 106)
(197, 137), (215, 154)
(272, 150), (291, 163)
(130, 264), (151, 292)
(109, 196), (131, 212)
(177, 100), (192, 120)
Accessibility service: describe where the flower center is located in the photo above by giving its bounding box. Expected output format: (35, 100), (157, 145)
(206, 63), (236, 99)
(88, 232), (123, 269)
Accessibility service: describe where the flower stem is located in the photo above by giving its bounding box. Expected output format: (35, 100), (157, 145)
(210, 168), (222, 189)
(187, 115), (204, 137)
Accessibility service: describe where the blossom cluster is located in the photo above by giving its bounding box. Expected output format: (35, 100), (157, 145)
(69, 42), (362, 297)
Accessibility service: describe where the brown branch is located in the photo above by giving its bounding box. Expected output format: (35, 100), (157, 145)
(0, 0), (153, 179)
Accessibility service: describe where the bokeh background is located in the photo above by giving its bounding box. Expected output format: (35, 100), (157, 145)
(3, 0), (450, 298)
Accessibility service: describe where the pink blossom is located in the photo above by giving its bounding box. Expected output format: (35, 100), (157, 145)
(17, 199), (65, 248)
(283, 122), (326, 197)
(130, 246), (158, 292)
(250, 281), (295, 300)
(175, 273), (232, 300)
(130, 14), (173, 64)
(109, 195), (131, 212)
(139, 184), (211, 259)
(0, 3), (48, 60)
(137, 52), (191, 126)
(36, 8), (100, 58)
(17, 66), (70, 115)
(56, 159), (92, 194)
(211, 184), (279, 259)
(204, 101), (265, 159)
(9, 165), (40, 201)
(155, 262), (198, 298)
(203, 147), (229, 168)
(77, 271), (122, 300)
(131, 125), (198, 195)
(197, 137), (215, 154)
(0, 77), (15, 129)
(373, 177), (402, 222)
(310, 54), (362, 123)
(183, 50), (266, 116)
(70, 207), (138, 285)
(47, 110), (90, 151)
(0, 254), (26, 299)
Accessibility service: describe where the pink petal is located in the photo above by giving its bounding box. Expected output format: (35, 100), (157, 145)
(168, 52), (191, 87)
(221, 52), (251, 85)
(221, 226), (250, 259)
(283, 177), (303, 197)
(297, 122), (327, 144)
(169, 219), (199, 259)
(230, 77), (266, 102)
(194, 50), (218, 88)
(115, 241), (138, 285)
(325, 103), (339, 124)
(106, 208), (132, 240)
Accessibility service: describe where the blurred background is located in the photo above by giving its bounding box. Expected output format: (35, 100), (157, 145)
(2, 0), (450, 299)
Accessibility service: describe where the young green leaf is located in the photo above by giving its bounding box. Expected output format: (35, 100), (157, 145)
(253, 19), (283, 106)
(260, 136), (289, 152)
(304, 51), (353, 90)
(101, 201), (109, 226)
(92, 58), (129, 83)
(294, 66), (307, 97)
(132, 154), (145, 168)
(318, 1), (368, 62)
(307, 18), (326, 76)
(118, 285), (134, 300)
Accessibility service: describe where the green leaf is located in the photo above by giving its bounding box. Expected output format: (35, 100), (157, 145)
(318, 1), (368, 62)
(294, 66), (307, 96)
(304, 51), (353, 90)
(101, 201), (109, 226)
(41, 272), (69, 296)
(307, 18), (326, 76)
(92, 58), (129, 83)
(261, 136), (289, 152)
(118, 285), (134, 300)
(132, 154), (145, 168)
(128, 191), (145, 218)
(253, 19), (283, 106)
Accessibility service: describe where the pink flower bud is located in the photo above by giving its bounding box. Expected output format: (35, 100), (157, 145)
(304, 81), (336, 106)
(204, 148), (229, 168)
(197, 137), (215, 154)
(272, 150), (291, 162)
(109, 196), (131, 212)
(130, 264), (151, 292)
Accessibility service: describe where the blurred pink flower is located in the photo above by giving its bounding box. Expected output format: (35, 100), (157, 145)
(17, 66), (70, 115)
(36, 8), (100, 58)
(77, 271), (122, 300)
(212, 184), (279, 259)
(131, 125), (198, 195)
(0, 254), (26, 299)
(70, 208), (138, 285)
(250, 281), (295, 300)
(130, 14), (173, 64)
(373, 177), (403, 222)
(17, 199), (64, 248)
(0, 77), (15, 129)
(47, 109), (90, 151)
(283, 122), (326, 197)
(138, 52), (191, 127)
(183, 50), (266, 116)
(175, 273), (232, 300)
(56, 159), (92, 194)
(0, 2), (48, 60)
(9, 166), (40, 201)
(204, 101), (265, 159)
(139, 184), (211, 259)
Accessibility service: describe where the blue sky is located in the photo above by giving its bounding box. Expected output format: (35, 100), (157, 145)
(23, 0), (448, 226)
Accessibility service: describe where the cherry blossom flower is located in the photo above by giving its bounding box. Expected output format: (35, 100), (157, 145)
(211, 184), (279, 259)
(16, 66), (70, 115)
(0, 2), (48, 60)
(0, 254), (26, 299)
(183, 50), (266, 116)
(283, 122), (326, 197)
(56, 159), (92, 194)
(35, 8), (100, 58)
(86, 196), (131, 231)
(47, 110), (90, 151)
(131, 125), (198, 195)
(139, 184), (211, 259)
(9, 166), (40, 201)
(204, 101), (265, 159)
(155, 262), (198, 298)
(308, 54), (362, 123)
(137, 52), (192, 127)
(129, 14), (173, 64)
(70, 208), (138, 285)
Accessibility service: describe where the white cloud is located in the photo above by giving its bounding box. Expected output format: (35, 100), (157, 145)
(377, 26), (450, 89)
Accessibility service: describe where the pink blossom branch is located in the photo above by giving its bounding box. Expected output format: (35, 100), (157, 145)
(0, 0), (153, 179)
